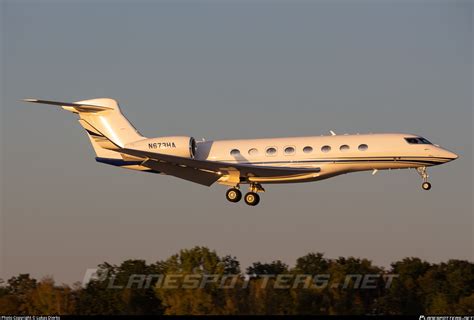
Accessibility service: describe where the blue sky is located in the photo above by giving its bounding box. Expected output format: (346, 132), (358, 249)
(1, 0), (472, 283)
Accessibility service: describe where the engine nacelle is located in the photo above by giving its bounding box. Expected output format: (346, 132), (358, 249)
(126, 136), (196, 158)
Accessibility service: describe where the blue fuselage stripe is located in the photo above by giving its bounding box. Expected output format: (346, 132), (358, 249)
(96, 156), (448, 169)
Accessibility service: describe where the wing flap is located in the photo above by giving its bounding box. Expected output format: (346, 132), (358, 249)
(142, 160), (220, 186)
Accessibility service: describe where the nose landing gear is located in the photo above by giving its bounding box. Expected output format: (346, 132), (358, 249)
(416, 167), (432, 191)
(422, 181), (432, 190)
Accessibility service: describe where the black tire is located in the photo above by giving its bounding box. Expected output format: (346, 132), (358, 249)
(422, 182), (431, 190)
(226, 188), (242, 202)
(244, 192), (260, 206)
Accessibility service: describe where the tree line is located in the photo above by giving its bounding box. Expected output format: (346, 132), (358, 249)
(1, 247), (473, 315)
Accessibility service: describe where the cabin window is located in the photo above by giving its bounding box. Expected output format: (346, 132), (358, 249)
(248, 148), (259, 156)
(340, 145), (350, 152)
(358, 144), (368, 151)
(230, 149), (240, 156)
(284, 146), (295, 155)
(266, 147), (277, 156)
(321, 145), (331, 153)
(303, 146), (313, 153)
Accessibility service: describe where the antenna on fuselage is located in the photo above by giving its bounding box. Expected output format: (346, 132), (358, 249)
(329, 130), (337, 136)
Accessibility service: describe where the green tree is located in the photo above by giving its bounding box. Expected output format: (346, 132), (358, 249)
(454, 293), (474, 314)
(378, 258), (431, 314)
(1, 251), (473, 315)
(76, 260), (163, 315)
(245, 260), (293, 315)
(419, 260), (474, 314)
(247, 260), (288, 275)
(326, 257), (384, 315)
(24, 277), (76, 314)
(155, 246), (243, 315)
(291, 253), (331, 315)
(0, 277), (22, 314)
(2, 274), (38, 314)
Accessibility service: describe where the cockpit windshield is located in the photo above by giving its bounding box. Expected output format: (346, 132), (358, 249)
(404, 137), (432, 145)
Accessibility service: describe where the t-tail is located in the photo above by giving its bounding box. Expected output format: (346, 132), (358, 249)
(22, 98), (145, 161)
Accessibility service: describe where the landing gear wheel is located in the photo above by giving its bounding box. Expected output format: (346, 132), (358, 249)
(244, 192), (260, 206)
(226, 188), (242, 203)
(422, 182), (432, 190)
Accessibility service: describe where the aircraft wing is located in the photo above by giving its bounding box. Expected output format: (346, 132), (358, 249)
(141, 159), (221, 186)
(119, 148), (320, 186)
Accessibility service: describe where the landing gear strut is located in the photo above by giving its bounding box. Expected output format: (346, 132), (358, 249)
(416, 167), (432, 191)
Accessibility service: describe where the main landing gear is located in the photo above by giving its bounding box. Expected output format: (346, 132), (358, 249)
(416, 167), (432, 191)
(226, 183), (265, 206)
(226, 188), (242, 203)
(244, 192), (260, 206)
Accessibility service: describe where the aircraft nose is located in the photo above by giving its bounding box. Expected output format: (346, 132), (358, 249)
(443, 149), (458, 161)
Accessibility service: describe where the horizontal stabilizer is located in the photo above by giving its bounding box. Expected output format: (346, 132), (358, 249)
(22, 99), (113, 112)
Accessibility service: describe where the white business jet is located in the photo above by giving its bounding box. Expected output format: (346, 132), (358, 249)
(23, 98), (458, 206)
